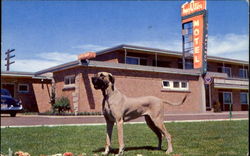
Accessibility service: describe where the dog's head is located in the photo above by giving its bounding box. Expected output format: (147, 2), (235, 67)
(91, 72), (115, 90)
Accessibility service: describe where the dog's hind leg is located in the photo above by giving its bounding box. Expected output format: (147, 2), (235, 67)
(145, 115), (162, 150)
(103, 119), (114, 155)
(151, 117), (173, 154)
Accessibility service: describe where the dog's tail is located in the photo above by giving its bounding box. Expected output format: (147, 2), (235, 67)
(163, 94), (188, 106)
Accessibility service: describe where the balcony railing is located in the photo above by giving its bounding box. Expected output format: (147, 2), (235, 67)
(213, 77), (249, 90)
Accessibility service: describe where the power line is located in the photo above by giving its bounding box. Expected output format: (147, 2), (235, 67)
(5, 49), (15, 71)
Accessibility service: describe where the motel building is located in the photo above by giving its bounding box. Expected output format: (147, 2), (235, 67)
(1, 44), (249, 114)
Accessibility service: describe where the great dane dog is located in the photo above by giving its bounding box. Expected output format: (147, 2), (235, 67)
(91, 72), (187, 155)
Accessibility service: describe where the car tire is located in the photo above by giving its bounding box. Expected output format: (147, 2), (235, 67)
(10, 113), (16, 117)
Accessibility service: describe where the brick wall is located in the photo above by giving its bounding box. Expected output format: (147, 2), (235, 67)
(53, 66), (205, 114)
(210, 87), (247, 111)
(94, 50), (125, 63)
(32, 82), (52, 113)
(1, 77), (51, 112)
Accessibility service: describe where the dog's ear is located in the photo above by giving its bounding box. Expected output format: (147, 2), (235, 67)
(108, 73), (115, 84)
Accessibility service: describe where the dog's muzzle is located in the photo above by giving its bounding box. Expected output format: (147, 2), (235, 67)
(91, 76), (106, 90)
(91, 77), (99, 89)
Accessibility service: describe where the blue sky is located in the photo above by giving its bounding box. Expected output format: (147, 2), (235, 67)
(1, 0), (249, 72)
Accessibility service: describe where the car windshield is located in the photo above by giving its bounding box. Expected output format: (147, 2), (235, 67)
(1, 89), (11, 96)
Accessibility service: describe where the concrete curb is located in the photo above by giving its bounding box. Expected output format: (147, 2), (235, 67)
(1, 118), (248, 129)
(13, 112), (248, 118)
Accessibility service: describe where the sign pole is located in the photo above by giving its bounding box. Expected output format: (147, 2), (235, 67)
(229, 103), (232, 120)
(209, 83), (212, 109)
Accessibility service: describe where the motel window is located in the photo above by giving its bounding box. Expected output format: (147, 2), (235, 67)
(239, 68), (248, 79)
(162, 80), (189, 91)
(240, 92), (248, 105)
(223, 92), (232, 104)
(181, 82), (188, 88)
(126, 56), (147, 66)
(162, 81), (170, 88)
(173, 81), (180, 88)
(126, 56), (140, 65)
(222, 67), (232, 77)
(18, 84), (29, 93)
(64, 75), (75, 85)
(185, 60), (193, 69)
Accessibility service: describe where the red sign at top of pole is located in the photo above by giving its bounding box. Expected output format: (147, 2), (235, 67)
(181, 0), (206, 17)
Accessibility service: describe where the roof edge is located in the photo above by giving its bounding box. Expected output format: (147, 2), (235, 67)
(35, 60), (201, 76)
(1, 71), (51, 79)
(96, 44), (249, 64)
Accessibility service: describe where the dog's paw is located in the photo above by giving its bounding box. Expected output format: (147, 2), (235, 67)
(166, 149), (173, 155)
(115, 148), (124, 156)
(101, 152), (109, 156)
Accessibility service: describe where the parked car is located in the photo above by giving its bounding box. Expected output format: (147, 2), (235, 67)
(1, 89), (23, 117)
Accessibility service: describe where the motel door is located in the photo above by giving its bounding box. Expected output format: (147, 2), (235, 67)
(2, 84), (15, 97)
(218, 92), (231, 111)
(218, 92), (224, 111)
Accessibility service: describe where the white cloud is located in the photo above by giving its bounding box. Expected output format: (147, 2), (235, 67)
(208, 34), (248, 55)
(37, 52), (77, 62)
(1, 59), (61, 72)
(126, 33), (249, 61)
(72, 44), (109, 52)
(1, 52), (77, 72)
(126, 40), (182, 52)
(208, 33), (249, 61)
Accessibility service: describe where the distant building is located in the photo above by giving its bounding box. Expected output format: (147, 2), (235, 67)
(1, 44), (249, 113)
(1, 71), (52, 112)
(36, 44), (249, 113)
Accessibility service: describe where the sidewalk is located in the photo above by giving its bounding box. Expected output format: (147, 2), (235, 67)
(1, 111), (248, 128)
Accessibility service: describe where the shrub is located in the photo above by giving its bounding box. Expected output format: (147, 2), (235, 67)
(213, 101), (221, 112)
(53, 96), (71, 114)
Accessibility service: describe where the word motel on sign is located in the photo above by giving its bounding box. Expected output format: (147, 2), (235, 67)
(193, 19), (201, 63)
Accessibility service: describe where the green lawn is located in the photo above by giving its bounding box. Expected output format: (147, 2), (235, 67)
(1, 120), (248, 156)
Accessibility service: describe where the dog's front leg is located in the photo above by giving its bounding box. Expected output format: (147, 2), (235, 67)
(116, 119), (125, 156)
(103, 120), (114, 155)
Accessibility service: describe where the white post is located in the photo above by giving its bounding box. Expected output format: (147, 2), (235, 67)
(124, 49), (127, 64)
(155, 53), (157, 67)
(199, 76), (206, 112)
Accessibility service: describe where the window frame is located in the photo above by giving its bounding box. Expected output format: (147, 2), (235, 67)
(185, 61), (193, 69)
(162, 80), (189, 91)
(239, 68), (248, 78)
(223, 92), (233, 105)
(126, 56), (140, 65)
(240, 92), (249, 105)
(222, 67), (232, 77)
(64, 75), (76, 86)
(162, 80), (171, 89)
(18, 84), (29, 93)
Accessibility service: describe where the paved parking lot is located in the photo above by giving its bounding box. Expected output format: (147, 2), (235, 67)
(1, 111), (248, 127)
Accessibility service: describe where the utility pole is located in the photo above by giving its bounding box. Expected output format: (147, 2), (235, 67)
(5, 49), (15, 71)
